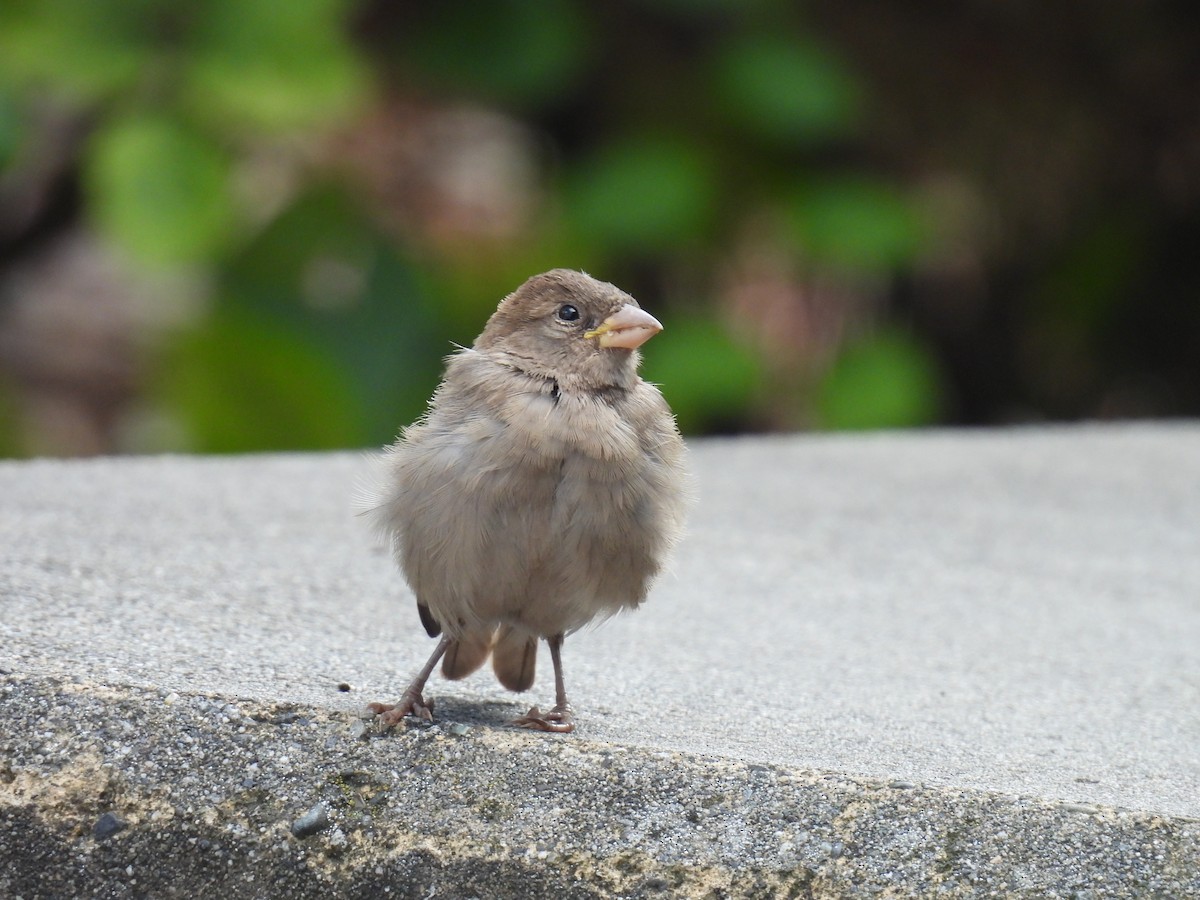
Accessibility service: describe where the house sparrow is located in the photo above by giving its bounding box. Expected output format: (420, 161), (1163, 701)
(365, 269), (688, 732)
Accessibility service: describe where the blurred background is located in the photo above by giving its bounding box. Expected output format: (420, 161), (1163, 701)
(1, 0), (1197, 458)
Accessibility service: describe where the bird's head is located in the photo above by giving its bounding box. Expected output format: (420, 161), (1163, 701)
(474, 269), (663, 390)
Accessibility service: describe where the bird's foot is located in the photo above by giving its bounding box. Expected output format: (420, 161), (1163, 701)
(512, 703), (575, 734)
(366, 691), (435, 727)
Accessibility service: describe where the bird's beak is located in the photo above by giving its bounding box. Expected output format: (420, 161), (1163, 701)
(584, 304), (664, 349)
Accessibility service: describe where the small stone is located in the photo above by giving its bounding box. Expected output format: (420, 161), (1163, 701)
(348, 720), (369, 741)
(291, 803), (330, 838)
(448, 723), (471, 736)
(337, 683), (352, 692)
(889, 780), (915, 790)
(93, 812), (126, 841)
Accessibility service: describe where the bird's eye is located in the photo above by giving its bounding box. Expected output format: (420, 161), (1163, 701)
(557, 304), (580, 322)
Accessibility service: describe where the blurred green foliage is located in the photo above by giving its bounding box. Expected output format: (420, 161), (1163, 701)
(0, 0), (943, 456)
(789, 177), (928, 274)
(0, 0), (367, 124)
(640, 318), (763, 434)
(397, 0), (590, 108)
(184, 0), (369, 131)
(0, 91), (21, 170)
(184, 188), (448, 450)
(87, 115), (238, 265)
(816, 329), (943, 431)
(565, 136), (720, 253)
(714, 33), (862, 144)
(0, 376), (20, 457)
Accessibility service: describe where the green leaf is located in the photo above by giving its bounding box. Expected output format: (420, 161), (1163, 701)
(565, 136), (718, 250)
(0, 0), (155, 101)
(400, 0), (589, 108)
(0, 91), (23, 172)
(86, 115), (236, 266)
(216, 187), (448, 446)
(789, 177), (926, 273)
(185, 0), (368, 131)
(159, 309), (365, 453)
(640, 317), (761, 434)
(0, 374), (23, 458)
(1033, 213), (1145, 330)
(636, 0), (781, 15)
(715, 33), (861, 145)
(816, 328), (943, 430)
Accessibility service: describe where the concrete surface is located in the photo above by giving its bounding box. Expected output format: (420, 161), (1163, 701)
(2, 423), (1198, 897)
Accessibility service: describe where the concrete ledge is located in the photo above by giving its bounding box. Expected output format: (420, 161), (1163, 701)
(4, 674), (1197, 898)
(3, 424), (1199, 896)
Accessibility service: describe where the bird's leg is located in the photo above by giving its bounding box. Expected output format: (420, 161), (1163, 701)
(367, 634), (451, 726)
(513, 633), (575, 733)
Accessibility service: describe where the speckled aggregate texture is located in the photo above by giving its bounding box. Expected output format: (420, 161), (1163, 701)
(2, 424), (1199, 897)
(3, 675), (1197, 899)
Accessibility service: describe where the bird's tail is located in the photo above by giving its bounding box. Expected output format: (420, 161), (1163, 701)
(491, 625), (537, 692)
(441, 629), (495, 681)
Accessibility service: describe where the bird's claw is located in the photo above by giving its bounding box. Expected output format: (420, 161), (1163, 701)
(512, 704), (575, 734)
(366, 692), (435, 727)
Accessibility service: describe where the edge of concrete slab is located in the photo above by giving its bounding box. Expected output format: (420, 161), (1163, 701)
(2, 672), (1196, 899)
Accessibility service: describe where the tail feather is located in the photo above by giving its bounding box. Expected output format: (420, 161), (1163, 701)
(441, 629), (495, 681)
(492, 626), (537, 692)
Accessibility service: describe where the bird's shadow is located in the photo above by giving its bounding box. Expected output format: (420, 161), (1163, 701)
(422, 696), (525, 729)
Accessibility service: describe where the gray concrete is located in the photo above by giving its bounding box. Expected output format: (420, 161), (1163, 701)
(2, 423), (1199, 897)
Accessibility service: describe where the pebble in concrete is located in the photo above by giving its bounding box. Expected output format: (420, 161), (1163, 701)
(92, 812), (126, 841)
(290, 803), (330, 839)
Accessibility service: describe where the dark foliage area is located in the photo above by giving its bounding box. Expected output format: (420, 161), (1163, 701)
(0, 0), (1196, 456)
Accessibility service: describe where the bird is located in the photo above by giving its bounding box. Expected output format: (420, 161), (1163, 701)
(364, 269), (688, 733)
